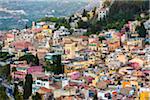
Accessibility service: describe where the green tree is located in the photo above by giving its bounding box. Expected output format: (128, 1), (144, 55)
(13, 84), (19, 99)
(87, 20), (102, 34)
(92, 7), (97, 16)
(77, 20), (90, 29)
(87, 0), (150, 33)
(19, 53), (39, 66)
(0, 44), (2, 51)
(136, 23), (147, 37)
(32, 92), (41, 100)
(99, 36), (106, 42)
(23, 74), (33, 100)
(12, 67), (17, 72)
(82, 9), (88, 17)
(93, 94), (98, 100)
(38, 17), (59, 22)
(55, 17), (71, 29)
(35, 54), (39, 66)
(45, 55), (63, 74)
(68, 16), (72, 23)
(83, 32), (92, 36)
(145, 41), (150, 45)
(0, 64), (10, 79)
(13, 84), (23, 100)
(0, 52), (10, 61)
(0, 86), (8, 100)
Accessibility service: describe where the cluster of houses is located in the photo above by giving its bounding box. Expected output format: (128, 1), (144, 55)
(0, 16), (149, 99)
(0, 0), (150, 98)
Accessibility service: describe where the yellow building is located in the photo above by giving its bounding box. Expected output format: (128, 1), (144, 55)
(43, 29), (52, 36)
(88, 42), (98, 51)
(127, 38), (143, 50)
(92, 76), (99, 86)
(140, 92), (150, 100)
(42, 25), (49, 29)
(87, 11), (94, 19)
(64, 42), (76, 59)
(5, 34), (15, 47)
(64, 64), (83, 74)
(64, 60), (94, 74)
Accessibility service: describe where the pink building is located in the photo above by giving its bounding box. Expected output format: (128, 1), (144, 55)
(11, 40), (32, 50)
(71, 72), (80, 80)
(27, 66), (43, 74)
(10, 61), (29, 80)
(12, 71), (26, 80)
(6, 33), (15, 39)
(32, 28), (43, 33)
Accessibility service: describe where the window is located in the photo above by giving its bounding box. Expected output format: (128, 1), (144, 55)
(37, 82), (41, 85)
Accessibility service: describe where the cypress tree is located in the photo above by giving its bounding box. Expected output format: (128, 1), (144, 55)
(35, 54), (39, 65)
(23, 74), (33, 100)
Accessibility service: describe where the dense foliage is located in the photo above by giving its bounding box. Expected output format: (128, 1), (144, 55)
(0, 52), (11, 61)
(55, 18), (71, 29)
(38, 17), (71, 29)
(135, 23), (147, 37)
(38, 17), (59, 22)
(84, 0), (149, 36)
(13, 84), (23, 100)
(105, 0), (149, 29)
(0, 86), (9, 100)
(32, 92), (42, 100)
(37, 1), (149, 37)
(0, 64), (10, 79)
(45, 55), (64, 74)
(19, 53), (39, 66)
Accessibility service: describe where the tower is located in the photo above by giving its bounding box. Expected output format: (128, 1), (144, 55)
(32, 22), (36, 29)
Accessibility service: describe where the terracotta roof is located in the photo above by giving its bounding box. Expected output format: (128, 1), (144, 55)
(6, 33), (14, 38)
(90, 41), (98, 44)
(11, 41), (32, 49)
(40, 87), (51, 92)
(80, 36), (88, 39)
(32, 28), (43, 33)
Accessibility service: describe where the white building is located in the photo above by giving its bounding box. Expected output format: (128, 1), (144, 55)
(97, 7), (109, 20)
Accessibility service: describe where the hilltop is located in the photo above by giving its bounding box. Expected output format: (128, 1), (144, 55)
(38, 0), (149, 37)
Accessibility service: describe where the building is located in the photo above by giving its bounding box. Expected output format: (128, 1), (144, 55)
(10, 61), (29, 80)
(108, 40), (120, 52)
(64, 42), (77, 59)
(97, 7), (109, 20)
(126, 38), (144, 50)
(4, 33), (15, 47)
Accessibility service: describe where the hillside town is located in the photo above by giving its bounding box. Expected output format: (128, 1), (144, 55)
(0, 0), (150, 100)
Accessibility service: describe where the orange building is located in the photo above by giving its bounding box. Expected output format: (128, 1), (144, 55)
(108, 40), (120, 52)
